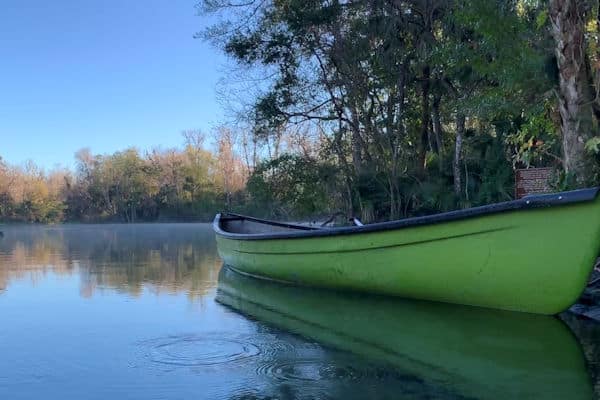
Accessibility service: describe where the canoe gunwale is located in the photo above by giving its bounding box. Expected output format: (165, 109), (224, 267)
(214, 187), (600, 241)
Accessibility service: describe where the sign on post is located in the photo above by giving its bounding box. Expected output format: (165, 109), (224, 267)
(515, 167), (553, 199)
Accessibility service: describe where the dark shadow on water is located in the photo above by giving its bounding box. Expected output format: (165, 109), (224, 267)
(217, 266), (593, 400)
(561, 312), (600, 397)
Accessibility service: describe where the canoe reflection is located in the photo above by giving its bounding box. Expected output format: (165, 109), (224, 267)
(216, 267), (592, 400)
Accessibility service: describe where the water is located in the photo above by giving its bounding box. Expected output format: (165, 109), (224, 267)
(0, 224), (599, 399)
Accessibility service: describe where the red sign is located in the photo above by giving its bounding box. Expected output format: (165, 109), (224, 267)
(515, 168), (553, 199)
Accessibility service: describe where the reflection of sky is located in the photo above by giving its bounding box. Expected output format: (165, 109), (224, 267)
(0, 273), (255, 399)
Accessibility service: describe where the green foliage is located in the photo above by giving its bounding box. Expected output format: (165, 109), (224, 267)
(246, 154), (340, 218)
(536, 9), (549, 29)
(585, 137), (600, 154)
(0, 138), (248, 223)
(465, 132), (515, 205)
(505, 104), (560, 168)
(197, 0), (566, 221)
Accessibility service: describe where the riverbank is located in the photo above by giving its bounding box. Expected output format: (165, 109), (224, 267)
(570, 267), (600, 320)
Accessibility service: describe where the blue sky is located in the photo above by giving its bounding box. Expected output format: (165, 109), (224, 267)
(0, 0), (226, 169)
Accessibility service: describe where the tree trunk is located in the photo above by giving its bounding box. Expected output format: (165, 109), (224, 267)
(432, 93), (443, 152)
(388, 175), (401, 220)
(252, 135), (258, 170)
(549, 0), (595, 184)
(331, 119), (359, 216)
(432, 92), (443, 170)
(454, 113), (465, 198)
(389, 66), (406, 220)
(273, 129), (282, 159)
(418, 66), (431, 176)
(350, 105), (363, 175)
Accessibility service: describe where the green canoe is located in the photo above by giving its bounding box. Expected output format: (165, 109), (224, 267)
(214, 187), (600, 314)
(216, 267), (593, 400)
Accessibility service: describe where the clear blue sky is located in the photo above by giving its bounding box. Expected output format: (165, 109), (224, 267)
(0, 0), (226, 169)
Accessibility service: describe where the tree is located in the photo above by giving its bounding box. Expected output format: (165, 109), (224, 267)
(549, 0), (596, 184)
(199, 0), (557, 219)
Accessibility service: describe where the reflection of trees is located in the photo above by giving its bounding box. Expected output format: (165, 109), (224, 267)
(0, 230), (75, 287)
(0, 224), (221, 299)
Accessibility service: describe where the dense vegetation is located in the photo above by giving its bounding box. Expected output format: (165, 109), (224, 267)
(3, 0), (600, 223)
(199, 0), (600, 220)
(0, 130), (248, 223)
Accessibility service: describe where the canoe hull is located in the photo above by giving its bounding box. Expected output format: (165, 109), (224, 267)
(216, 195), (600, 314)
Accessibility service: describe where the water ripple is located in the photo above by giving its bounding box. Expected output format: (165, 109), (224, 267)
(256, 359), (366, 382)
(139, 334), (261, 368)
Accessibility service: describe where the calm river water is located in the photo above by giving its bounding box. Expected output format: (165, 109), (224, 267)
(1, 224), (599, 399)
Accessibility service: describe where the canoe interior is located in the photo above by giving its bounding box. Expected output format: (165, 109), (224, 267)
(219, 214), (318, 235)
(215, 187), (600, 240)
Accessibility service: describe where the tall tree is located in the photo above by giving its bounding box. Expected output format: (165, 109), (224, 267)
(549, 0), (596, 183)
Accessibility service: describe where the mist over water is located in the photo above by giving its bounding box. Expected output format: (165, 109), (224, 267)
(0, 224), (598, 399)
